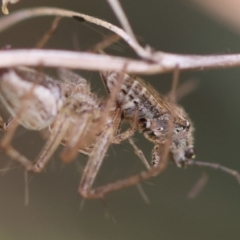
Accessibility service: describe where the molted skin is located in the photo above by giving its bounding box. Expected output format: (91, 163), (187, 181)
(0, 67), (65, 130)
(0, 67), (105, 151)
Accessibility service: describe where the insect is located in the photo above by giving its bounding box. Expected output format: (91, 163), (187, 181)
(0, 68), (105, 167)
(101, 70), (195, 169)
(0, 67), (133, 182)
(0, 67), (239, 200)
(78, 69), (240, 198)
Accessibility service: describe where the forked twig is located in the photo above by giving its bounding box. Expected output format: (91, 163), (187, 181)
(0, 7), (151, 60)
(107, 0), (137, 43)
(0, 8), (240, 73)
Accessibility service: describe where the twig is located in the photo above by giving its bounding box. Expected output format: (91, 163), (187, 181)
(107, 0), (137, 43)
(0, 7), (152, 60)
(0, 8), (240, 74)
(35, 16), (61, 49)
(0, 49), (240, 74)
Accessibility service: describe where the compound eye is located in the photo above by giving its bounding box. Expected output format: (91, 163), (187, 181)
(185, 147), (195, 159)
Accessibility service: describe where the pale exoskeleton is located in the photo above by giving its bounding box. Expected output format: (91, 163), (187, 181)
(0, 67), (103, 168)
(0, 67), (136, 199)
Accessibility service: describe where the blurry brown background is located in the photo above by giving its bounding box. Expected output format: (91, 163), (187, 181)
(0, 0), (240, 240)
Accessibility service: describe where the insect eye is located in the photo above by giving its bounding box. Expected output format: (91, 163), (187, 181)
(185, 147), (195, 159)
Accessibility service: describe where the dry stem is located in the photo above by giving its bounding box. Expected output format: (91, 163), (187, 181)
(0, 7), (239, 74)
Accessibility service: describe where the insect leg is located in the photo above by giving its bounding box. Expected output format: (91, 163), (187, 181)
(77, 118), (172, 198)
(78, 120), (115, 199)
(60, 111), (96, 162)
(0, 82), (41, 169)
(128, 138), (151, 169)
(112, 111), (138, 144)
(30, 110), (73, 172)
(1, 99), (73, 172)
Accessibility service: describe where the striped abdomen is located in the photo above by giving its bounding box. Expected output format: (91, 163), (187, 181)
(102, 71), (168, 120)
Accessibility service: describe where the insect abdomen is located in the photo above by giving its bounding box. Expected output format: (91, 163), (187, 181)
(103, 71), (165, 119)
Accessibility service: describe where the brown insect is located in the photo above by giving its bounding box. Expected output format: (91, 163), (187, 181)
(101, 70), (195, 169)
(78, 69), (240, 198)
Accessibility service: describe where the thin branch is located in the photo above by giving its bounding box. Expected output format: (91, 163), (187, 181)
(35, 16), (61, 49)
(0, 49), (240, 74)
(0, 7), (153, 61)
(107, 0), (138, 43)
(0, 7), (240, 74)
(0, 49), (160, 73)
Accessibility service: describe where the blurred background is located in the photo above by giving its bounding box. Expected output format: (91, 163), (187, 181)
(0, 0), (240, 239)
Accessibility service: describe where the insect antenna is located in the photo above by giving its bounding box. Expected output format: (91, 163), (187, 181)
(187, 159), (240, 184)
